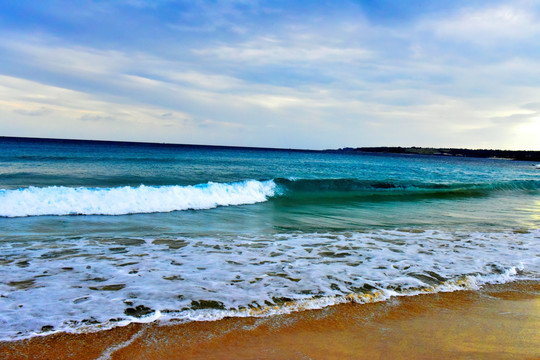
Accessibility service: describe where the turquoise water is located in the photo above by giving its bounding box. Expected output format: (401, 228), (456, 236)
(0, 137), (539, 339)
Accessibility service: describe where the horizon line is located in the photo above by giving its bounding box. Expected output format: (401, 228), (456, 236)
(0, 135), (538, 153)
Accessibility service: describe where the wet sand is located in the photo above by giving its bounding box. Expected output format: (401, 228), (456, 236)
(1, 281), (539, 360)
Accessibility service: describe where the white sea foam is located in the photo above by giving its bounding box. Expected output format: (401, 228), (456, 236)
(0, 228), (538, 340)
(0, 180), (276, 217)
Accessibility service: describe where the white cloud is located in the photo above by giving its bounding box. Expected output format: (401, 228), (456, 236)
(423, 4), (540, 44)
(194, 43), (373, 64)
(0, 74), (195, 139)
(1, 2), (540, 149)
(13, 107), (53, 117)
(1, 37), (130, 76)
(154, 71), (246, 91)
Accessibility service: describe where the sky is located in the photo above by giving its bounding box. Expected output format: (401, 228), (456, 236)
(0, 0), (539, 150)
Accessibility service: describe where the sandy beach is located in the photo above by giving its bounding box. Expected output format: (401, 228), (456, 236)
(1, 281), (538, 360)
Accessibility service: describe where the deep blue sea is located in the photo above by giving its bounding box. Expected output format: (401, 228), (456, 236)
(1, 137), (539, 340)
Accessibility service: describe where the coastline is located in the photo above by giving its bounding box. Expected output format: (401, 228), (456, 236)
(2, 280), (538, 360)
(326, 146), (540, 162)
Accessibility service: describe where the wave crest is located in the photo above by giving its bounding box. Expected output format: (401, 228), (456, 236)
(0, 180), (276, 217)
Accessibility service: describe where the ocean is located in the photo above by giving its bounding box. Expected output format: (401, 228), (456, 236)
(0, 136), (539, 341)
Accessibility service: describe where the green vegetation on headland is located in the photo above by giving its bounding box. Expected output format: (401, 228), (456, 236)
(325, 147), (540, 162)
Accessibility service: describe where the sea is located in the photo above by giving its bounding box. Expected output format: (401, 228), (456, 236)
(0, 136), (539, 341)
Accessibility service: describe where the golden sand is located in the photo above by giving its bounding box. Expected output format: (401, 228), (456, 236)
(1, 281), (539, 360)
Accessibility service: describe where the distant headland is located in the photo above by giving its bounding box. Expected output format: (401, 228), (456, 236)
(324, 147), (540, 162)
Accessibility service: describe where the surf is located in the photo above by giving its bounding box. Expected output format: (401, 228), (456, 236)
(0, 180), (276, 217)
(2, 178), (539, 217)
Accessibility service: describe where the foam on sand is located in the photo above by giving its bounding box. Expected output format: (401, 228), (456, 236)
(1, 281), (539, 360)
(0, 229), (538, 340)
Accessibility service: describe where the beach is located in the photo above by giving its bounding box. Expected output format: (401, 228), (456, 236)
(2, 281), (539, 359)
(1, 138), (539, 358)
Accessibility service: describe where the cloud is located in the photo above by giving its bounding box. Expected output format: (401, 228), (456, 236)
(0, 1), (539, 149)
(13, 107), (53, 117)
(165, 0), (266, 34)
(421, 4), (540, 45)
(490, 112), (539, 125)
(194, 41), (373, 65)
(153, 71), (246, 91)
(522, 102), (540, 111)
(78, 114), (116, 122)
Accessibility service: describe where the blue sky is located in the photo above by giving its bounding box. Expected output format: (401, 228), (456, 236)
(1, 0), (539, 150)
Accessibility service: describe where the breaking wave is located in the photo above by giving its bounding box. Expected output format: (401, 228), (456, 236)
(0, 180), (276, 217)
(1, 178), (538, 217)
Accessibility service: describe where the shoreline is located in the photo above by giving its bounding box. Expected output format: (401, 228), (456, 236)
(1, 280), (539, 359)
